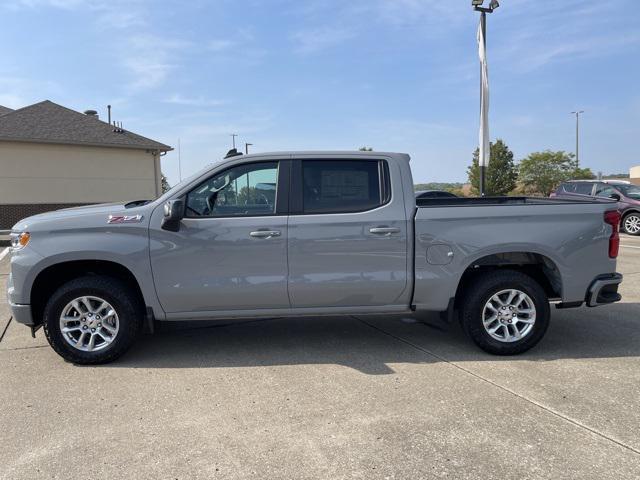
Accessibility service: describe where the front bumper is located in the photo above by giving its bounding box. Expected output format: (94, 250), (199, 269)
(9, 302), (34, 326)
(7, 270), (35, 326)
(586, 273), (623, 307)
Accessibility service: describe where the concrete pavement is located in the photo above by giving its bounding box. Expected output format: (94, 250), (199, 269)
(1, 237), (639, 479)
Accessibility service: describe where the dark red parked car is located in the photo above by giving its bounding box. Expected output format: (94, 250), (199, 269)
(551, 180), (640, 235)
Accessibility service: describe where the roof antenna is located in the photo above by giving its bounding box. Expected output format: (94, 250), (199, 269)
(224, 148), (243, 159)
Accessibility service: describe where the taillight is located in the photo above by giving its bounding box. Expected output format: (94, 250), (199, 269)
(604, 210), (621, 258)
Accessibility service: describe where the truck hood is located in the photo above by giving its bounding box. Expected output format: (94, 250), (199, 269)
(11, 202), (151, 231)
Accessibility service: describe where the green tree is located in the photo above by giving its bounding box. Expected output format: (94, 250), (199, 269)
(414, 182), (465, 193)
(359, 146), (373, 151)
(467, 139), (518, 196)
(161, 173), (170, 193)
(572, 167), (596, 180)
(518, 150), (595, 196)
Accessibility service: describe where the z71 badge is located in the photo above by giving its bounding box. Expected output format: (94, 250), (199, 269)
(107, 214), (144, 224)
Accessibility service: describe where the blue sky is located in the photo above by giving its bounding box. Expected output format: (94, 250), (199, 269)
(1, 0), (638, 185)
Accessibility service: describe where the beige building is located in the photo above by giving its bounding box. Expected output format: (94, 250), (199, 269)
(0, 101), (171, 229)
(631, 166), (640, 185)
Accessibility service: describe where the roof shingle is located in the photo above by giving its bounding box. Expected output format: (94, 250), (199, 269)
(0, 100), (172, 151)
(0, 105), (14, 116)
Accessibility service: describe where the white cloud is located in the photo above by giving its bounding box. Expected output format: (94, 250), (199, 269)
(122, 34), (193, 90)
(164, 94), (227, 108)
(7, 0), (87, 9)
(5, 0), (148, 28)
(0, 93), (27, 109)
(490, 0), (640, 73)
(96, 9), (146, 29)
(177, 115), (274, 138)
(291, 25), (356, 54)
(208, 39), (236, 52)
(123, 57), (173, 90)
(0, 75), (61, 109)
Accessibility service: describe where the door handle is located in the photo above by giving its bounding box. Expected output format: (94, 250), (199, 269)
(250, 230), (281, 238)
(369, 226), (400, 235)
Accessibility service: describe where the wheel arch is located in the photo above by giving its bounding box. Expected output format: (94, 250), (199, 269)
(453, 251), (562, 309)
(622, 208), (640, 218)
(30, 260), (146, 326)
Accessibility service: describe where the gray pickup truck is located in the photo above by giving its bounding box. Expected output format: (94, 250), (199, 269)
(7, 151), (623, 364)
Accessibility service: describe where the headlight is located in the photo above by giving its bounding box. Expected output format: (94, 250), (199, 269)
(10, 231), (30, 251)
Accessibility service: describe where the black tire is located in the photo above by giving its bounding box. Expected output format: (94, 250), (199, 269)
(621, 212), (640, 236)
(43, 276), (142, 364)
(460, 270), (550, 355)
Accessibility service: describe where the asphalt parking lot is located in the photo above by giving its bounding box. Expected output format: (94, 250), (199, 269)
(1, 237), (639, 479)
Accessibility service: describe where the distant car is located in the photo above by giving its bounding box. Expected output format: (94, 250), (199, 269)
(551, 180), (640, 235)
(415, 190), (458, 200)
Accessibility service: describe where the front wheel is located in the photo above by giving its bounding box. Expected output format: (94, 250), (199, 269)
(43, 276), (142, 364)
(622, 213), (640, 236)
(460, 270), (550, 355)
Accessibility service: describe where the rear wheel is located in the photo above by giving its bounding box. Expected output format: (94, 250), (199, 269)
(43, 276), (142, 364)
(622, 213), (640, 236)
(460, 270), (550, 355)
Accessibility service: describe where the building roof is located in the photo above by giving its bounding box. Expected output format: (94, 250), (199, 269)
(0, 105), (14, 116)
(0, 100), (172, 151)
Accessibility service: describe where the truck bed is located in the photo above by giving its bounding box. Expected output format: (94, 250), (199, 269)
(411, 196), (618, 312)
(416, 195), (616, 208)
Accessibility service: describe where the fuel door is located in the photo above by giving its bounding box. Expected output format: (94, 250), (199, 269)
(426, 244), (454, 266)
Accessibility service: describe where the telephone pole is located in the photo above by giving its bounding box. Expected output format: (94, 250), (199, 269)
(570, 111), (584, 167)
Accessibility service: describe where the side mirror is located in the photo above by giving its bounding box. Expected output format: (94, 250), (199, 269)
(161, 199), (185, 232)
(609, 193), (621, 201)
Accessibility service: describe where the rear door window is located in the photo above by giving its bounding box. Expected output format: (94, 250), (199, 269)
(562, 183), (594, 195)
(301, 160), (387, 214)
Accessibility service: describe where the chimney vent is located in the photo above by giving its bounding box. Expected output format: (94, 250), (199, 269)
(84, 109), (98, 117)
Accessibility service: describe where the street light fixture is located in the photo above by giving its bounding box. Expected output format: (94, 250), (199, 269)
(473, 0), (499, 13)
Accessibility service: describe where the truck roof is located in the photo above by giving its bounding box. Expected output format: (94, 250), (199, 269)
(234, 150), (411, 160)
(567, 179), (631, 185)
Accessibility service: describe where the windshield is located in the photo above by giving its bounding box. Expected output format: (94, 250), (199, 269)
(616, 184), (640, 199)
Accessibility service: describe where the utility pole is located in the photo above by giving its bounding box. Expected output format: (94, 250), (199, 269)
(230, 133), (238, 149)
(178, 138), (182, 181)
(245, 143), (253, 154)
(571, 111), (584, 168)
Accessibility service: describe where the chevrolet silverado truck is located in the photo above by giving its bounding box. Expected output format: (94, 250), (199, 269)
(7, 151), (623, 364)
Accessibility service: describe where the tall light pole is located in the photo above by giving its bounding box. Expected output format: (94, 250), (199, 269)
(177, 137), (182, 181)
(230, 133), (238, 149)
(571, 111), (584, 168)
(245, 142), (253, 154)
(472, 0), (499, 196)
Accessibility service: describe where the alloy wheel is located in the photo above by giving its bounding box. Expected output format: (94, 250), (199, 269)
(624, 215), (640, 235)
(482, 289), (536, 343)
(59, 296), (119, 352)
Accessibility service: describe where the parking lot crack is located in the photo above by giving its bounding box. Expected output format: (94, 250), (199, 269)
(0, 316), (12, 344)
(354, 316), (640, 457)
(0, 344), (49, 352)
